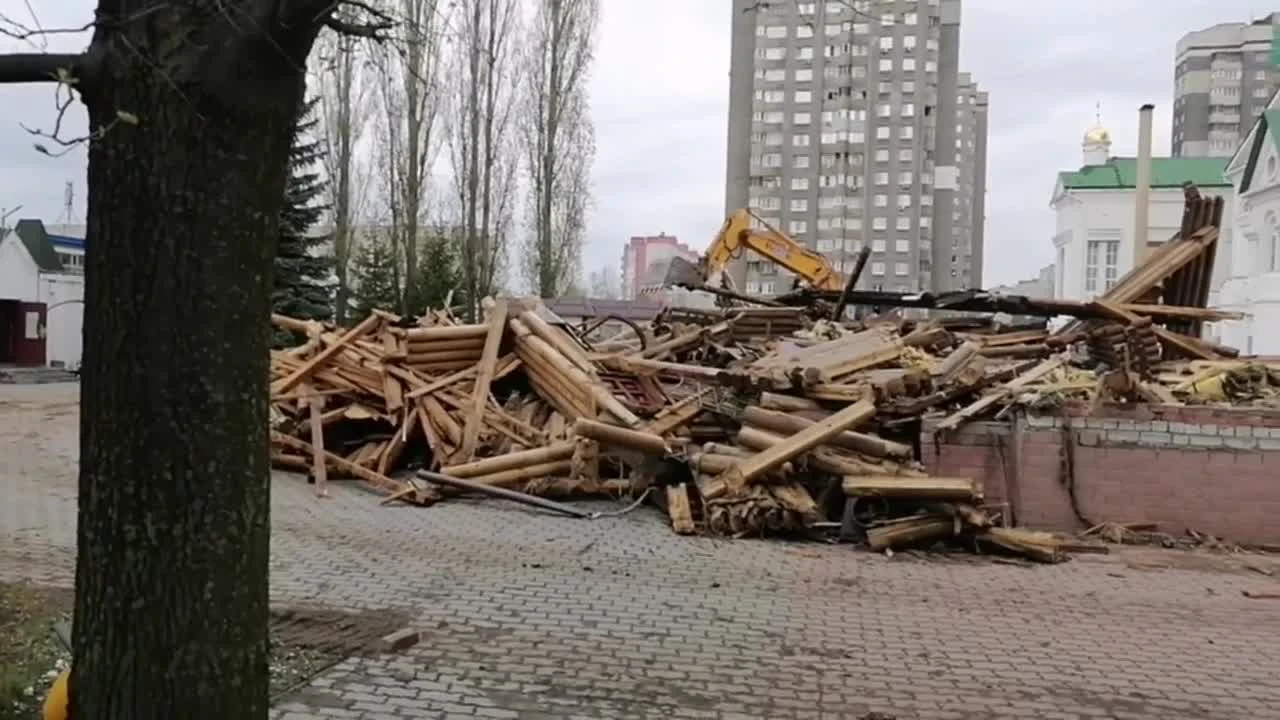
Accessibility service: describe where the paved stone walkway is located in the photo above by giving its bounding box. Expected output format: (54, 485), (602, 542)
(3, 384), (1280, 719)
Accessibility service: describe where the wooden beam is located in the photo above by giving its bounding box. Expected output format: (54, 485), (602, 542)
(457, 299), (508, 462)
(272, 313), (381, 395)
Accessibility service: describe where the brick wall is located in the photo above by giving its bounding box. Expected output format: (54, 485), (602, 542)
(922, 403), (1280, 547)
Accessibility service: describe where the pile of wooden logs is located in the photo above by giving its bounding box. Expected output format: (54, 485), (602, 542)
(266, 192), (1274, 563)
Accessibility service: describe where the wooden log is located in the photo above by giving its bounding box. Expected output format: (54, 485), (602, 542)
(512, 318), (640, 426)
(448, 460), (573, 488)
(572, 417), (668, 455)
(865, 515), (958, 551)
(440, 441), (576, 478)
(305, 385), (329, 497)
(377, 409), (419, 476)
(420, 396), (462, 446)
(405, 337), (487, 353)
(458, 299), (508, 462)
(272, 313), (381, 395)
(405, 360), (475, 373)
(399, 324), (488, 341)
(666, 484), (697, 534)
(272, 431), (435, 504)
(842, 475), (980, 500)
(976, 526), (1065, 563)
(516, 309), (596, 375)
(710, 399), (876, 493)
(741, 406), (913, 459)
(701, 442), (751, 457)
(404, 349), (483, 363)
(735, 426), (923, 477)
(758, 392), (823, 413)
(517, 345), (591, 418)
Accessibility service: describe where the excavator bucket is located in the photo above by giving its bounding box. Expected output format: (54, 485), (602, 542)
(661, 255), (707, 289)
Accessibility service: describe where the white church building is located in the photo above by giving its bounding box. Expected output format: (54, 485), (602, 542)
(1217, 91), (1280, 355)
(1050, 120), (1234, 306)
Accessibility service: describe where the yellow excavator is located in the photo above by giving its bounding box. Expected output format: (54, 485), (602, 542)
(662, 208), (845, 294)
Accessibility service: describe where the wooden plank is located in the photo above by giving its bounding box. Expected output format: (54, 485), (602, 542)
(458, 299), (508, 462)
(842, 475), (979, 501)
(272, 313), (381, 395)
(666, 484), (696, 535)
(306, 385), (329, 498)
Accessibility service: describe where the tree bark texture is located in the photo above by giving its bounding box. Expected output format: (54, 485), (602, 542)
(69, 7), (314, 717)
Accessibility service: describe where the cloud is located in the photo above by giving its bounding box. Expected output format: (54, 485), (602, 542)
(0, 0), (1269, 288)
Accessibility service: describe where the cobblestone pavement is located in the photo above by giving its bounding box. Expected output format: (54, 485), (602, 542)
(3, 383), (1280, 719)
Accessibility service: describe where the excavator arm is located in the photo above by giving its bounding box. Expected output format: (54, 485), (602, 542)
(686, 209), (844, 292)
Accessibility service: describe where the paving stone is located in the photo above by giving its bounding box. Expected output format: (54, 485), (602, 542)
(2, 384), (1279, 720)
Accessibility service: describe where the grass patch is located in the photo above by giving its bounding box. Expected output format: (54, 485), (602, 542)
(0, 583), (72, 720)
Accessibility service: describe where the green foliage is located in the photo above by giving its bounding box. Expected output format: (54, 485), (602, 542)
(273, 97), (334, 345)
(408, 232), (464, 315)
(349, 236), (400, 321)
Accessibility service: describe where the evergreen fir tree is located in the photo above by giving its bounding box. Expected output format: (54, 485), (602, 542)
(274, 98), (333, 344)
(409, 232), (463, 314)
(349, 236), (401, 320)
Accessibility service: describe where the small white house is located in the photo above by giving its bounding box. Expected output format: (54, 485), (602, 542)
(1050, 122), (1234, 303)
(1218, 94), (1280, 355)
(0, 219), (84, 370)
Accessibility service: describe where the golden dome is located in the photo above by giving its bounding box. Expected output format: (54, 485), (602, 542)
(1083, 125), (1111, 145)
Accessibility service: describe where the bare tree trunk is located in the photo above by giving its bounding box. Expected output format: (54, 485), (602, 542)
(449, 0), (521, 310)
(0, 0), (393, 715)
(373, 0), (445, 315)
(315, 28), (373, 325)
(521, 0), (598, 297)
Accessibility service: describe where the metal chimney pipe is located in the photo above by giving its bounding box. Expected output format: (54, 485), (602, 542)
(1133, 104), (1155, 270)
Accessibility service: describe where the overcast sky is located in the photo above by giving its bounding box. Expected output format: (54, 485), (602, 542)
(0, 0), (1273, 287)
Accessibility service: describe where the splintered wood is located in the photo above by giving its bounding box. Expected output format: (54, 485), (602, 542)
(266, 191), (1268, 564)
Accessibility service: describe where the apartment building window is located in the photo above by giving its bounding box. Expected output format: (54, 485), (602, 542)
(745, 281), (761, 294)
(819, 196), (843, 209)
(790, 199), (808, 212)
(902, 80), (915, 93)
(879, 13), (894, 25)
(872, 172), (889, 185)
(879, 58), (893, 72)
(920, 216), (931, 228)
(760, 153), (782, 167)
(794, 155), (811, 168)
(871, 239), (886, 252)
(873, 149), (888, 162)
(853, 22), (868, 34)
(797, 2), (816, 13)
(789, 220), (807, 234)
(901, 102), (915, 117)
(874, 195), (889, 208)
(792, 112), (811, 125)
(900, 126), (914, 140)
(876, 127), (890, 139)
(844, 219), (862, 232)
(791, 177), (809, 191)
(904, 12), (917, 24)
(758, 90), (784, 103)
(752, 196), (781, 210)
(764, 111), (783, 123)
(825, 23), (842, 36)
(795, 68), (813, 82)
(872, 217), (887, 230)
(895, 239), (910, 252)
(795, 90), (812, 102)
(902, 58), (916, 71)
(927, 38), (938, 51)
(898, 194), (911, 207)
(895, 262), (909, 276)
(876, 103), (892, 117)
(879, 36), (893, 51)
(798, 47), (813, 60)
(870, 262), (886, 276)
(797, 25), (814, 38)
(925, 60), (936, 72)
(899, 149), (913, 162)
(763, 25), (787, 38)
(903, 36), (916, 50)
(896, 217), (911, 230)
(766, 132), (784, 145)
(899, 171), (913, 185)
(793, 134), (810, 146)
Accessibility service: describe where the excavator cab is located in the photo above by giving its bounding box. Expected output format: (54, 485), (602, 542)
(661, 255), (709, 290)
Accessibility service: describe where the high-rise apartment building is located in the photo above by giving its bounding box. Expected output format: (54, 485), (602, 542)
(723, 0), (987, 295)
(1173, 13), (1279, 158)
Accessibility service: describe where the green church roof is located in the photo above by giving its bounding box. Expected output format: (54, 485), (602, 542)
(1057, 156), (1230, 191)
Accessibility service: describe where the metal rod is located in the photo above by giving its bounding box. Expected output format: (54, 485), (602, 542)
(416, 470), (595, 518)
(833, 245), (872, 321)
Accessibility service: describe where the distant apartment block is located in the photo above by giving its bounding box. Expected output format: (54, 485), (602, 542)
(620, 233), (698, 299)
(1174, 13), (1280, 158)
(723, 0), (987, 295)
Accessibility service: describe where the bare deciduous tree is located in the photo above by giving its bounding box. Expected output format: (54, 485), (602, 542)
(373, 0), (448, 315)
(446, 0), (522, 316)
(520, 0), (599, 298)
(312, 21), (376, 325)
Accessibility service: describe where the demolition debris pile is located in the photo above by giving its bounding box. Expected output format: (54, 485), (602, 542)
(269, 193), (1277, 562)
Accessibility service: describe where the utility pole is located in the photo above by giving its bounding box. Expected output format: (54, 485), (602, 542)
(0, 205), (23, 237)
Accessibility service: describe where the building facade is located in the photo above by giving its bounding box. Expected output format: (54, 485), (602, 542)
(0, 220), (85, 369)
(1050, 123), (1234, 303)
(620, 233), (697, 299)
(723, 0), (986, 295)
(1217, 95), (1280, 355)
(1173, 13), (1279, 158)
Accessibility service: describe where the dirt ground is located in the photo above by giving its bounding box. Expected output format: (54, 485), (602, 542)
(0, 583), (70, 720)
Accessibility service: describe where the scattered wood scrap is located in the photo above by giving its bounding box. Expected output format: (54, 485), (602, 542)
(266, 192), (1261, 564)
